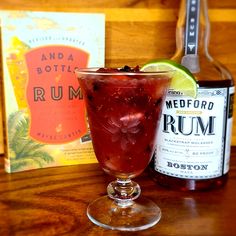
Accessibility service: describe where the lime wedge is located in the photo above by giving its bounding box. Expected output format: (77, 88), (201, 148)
(141, 59), (198, 98)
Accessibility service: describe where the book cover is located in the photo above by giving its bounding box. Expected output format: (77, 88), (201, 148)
(0, 10), (105, 172)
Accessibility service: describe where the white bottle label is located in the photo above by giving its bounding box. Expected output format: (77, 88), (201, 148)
(155, 86), (234, 179)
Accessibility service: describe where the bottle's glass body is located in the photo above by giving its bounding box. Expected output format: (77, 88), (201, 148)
(150, 0), (235, 191)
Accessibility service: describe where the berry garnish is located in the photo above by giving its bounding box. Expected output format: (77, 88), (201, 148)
(96, 68), (119, 73)
(96, 66), (140, 73)
(119, 65), (140, 72)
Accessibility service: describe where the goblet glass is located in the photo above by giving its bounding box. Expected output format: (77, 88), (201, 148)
(75, 68), (173, 231)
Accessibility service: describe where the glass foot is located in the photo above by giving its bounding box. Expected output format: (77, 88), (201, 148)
(87, 195), (161, 231)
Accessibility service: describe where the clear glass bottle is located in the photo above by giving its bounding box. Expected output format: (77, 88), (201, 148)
(149, 0), (235, 191)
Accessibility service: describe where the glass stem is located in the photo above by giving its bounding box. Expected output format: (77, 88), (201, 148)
(107, 178), (141, 207)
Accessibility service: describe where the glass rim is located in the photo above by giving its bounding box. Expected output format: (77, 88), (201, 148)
(75, 67), (175, 76)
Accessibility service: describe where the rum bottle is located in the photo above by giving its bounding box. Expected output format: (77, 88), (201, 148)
(150, 0), (235, 190)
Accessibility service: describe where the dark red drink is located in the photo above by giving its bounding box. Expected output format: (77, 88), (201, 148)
(77, 68), (170, 178)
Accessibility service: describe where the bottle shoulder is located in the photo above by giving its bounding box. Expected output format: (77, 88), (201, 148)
(172, 54), (234, 87)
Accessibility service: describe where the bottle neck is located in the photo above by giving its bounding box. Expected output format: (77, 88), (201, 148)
(172, 0), (211, 73)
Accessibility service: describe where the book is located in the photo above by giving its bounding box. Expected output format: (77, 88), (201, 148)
(0, 10), (105, 172)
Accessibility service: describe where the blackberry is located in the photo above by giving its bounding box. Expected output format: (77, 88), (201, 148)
(119, 65), (140, 72)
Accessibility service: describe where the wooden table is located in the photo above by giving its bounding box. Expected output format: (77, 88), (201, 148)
(1, 0), (236, 146)
(0, 147), (235, 236)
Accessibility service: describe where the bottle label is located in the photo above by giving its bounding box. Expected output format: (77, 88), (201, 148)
(185, 0), (200, 55)
(181, 0), (201, 73)
(155, 86), (234, 179)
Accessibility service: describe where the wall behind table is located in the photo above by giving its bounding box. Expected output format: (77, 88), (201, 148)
(0, 0), (236, 149)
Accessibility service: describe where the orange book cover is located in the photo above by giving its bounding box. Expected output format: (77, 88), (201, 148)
(0, 10), (105, 172)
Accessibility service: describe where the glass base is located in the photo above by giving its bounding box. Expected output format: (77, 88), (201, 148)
(87, 195), (161, 231)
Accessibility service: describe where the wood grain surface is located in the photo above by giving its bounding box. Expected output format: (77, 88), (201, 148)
(0, 0), (235, 144)
(0, 147), (235, 235)
(0, 0), (236, 148)
(0, 1), (236, 235)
